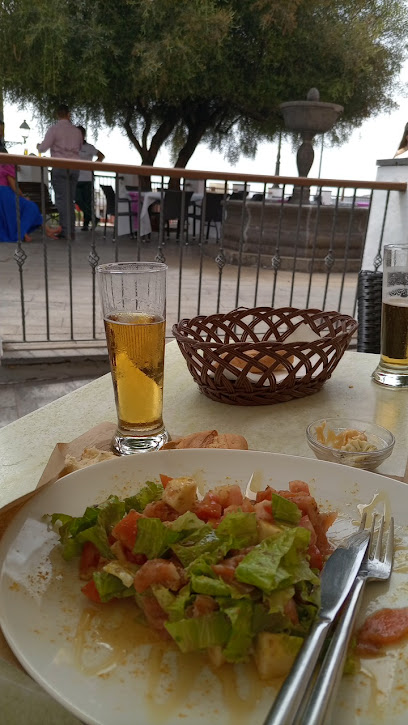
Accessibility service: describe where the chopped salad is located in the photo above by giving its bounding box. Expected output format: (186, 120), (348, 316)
(47, 475), (336, 679)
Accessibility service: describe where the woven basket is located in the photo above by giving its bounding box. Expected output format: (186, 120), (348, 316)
(172, 307), (358, 406)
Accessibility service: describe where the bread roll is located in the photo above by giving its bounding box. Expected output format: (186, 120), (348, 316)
(220, 348), (294, 374)
(161, 430), (248, 451)
(61, 447), (116, 476)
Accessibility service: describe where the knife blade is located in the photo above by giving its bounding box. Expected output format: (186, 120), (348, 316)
(262, 528), (370, 725)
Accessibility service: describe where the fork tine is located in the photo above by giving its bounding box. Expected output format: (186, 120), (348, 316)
(359, 512), (367, 531)
(384, 516), (395, 568)
(374, 515), (385, 560)
(367, 513), (377, 557)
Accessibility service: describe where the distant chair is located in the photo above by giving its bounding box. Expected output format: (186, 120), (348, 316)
(188, 192), (224, 243)
(100, 184), (135, 238)
(228, 191), (249, 200)
(149, 190), (193, 239)
(251, 193), (265, 201)
(18, 181), (58, 217)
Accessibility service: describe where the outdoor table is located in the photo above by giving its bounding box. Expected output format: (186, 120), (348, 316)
(0, 343), (407, 720)
(1, 344), (407, 511)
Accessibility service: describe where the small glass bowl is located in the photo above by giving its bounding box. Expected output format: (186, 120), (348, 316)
(306, 417), (395, 471)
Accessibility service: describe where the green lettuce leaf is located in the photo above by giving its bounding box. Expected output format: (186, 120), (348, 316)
(96, 496), (126, 532)
(235, 527), (313, 593)
(171, 526), (221, 567)
(216, 512), (258, 550)
(191, 575), (251, 600)
(187, 555), (219, 577)
(165, 612), (231, 653)
(93, 571), (135, 602)
(271, 494), (301, 524)
(222, 600), (254, 662)
(251, 603), (290, 634)
(49, 497), (125, 561)
(264, 587), (295, 614)
(124, 481), (164, 513)
(133, 518), (181, 559)
(152, 584), (192, 622)
(168, 511), (205, 534)
(76, 523), (114, 559)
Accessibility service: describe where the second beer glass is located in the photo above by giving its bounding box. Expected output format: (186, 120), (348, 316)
(97, 262), (168, 454)
(372, 244), (408, 388)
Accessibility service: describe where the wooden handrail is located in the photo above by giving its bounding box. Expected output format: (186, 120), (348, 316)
(0, 152), (406, 192)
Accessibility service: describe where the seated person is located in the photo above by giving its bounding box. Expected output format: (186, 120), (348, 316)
(0, 163), (42, 242)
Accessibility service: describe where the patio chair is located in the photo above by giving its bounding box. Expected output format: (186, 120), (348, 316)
(228, 191), (249, 200)
(356, 270), (383, 353)
(149, 190), (193, 239)
(19, 181), (58, 216)
(188, 192), (224, 242)
(100, 184), (134, 239)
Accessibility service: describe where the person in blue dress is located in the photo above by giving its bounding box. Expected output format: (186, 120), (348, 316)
(0, 163), (42, 242)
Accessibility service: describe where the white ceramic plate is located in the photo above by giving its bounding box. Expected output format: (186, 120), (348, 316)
(1, 449), (408, 725)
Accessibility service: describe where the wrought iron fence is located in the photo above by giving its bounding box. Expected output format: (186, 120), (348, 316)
(0, 153), (405, 354)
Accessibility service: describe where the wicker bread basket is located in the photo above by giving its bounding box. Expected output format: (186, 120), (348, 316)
(172, 307), (358, 406)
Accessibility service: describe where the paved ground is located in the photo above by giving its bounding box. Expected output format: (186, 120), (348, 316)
(0, 223), (360, 428)
(0, 224), (359, 342)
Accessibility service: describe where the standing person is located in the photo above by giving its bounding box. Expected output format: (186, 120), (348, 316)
(36, 104), (82, 239)
(76, 126), (105, 231)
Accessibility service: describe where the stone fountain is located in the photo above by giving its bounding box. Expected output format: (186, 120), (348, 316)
(280, 88), (343, 203)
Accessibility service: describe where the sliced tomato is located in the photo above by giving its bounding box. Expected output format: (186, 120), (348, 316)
(254, 499), (274, 521)
(192, 595), (218, 617)
(298, 515), (317, 547)
(81, 579), (101, 603)
(134, 559), (181, 593)
(308, 543), (323, 571)
(143, 500), (179, 521)
(256, 486), (275, 503)
(111, 509), (144, 550)
(79, 541), (100, 580)
(124, 549), (147, 565)
(194, 500), (222, 522)
(211, 484), (243, 509)
(357, 608), (408, 648)
(211, 563), (235, 581)
(288, 480), (310, 495)
(160, 474), (173, 489)
(284, 597), (299, 626)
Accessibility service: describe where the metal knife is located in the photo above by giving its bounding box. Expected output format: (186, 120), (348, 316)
(262, 528), (370, 725)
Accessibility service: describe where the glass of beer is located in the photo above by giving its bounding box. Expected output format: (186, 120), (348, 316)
(372, 244), (408, 388)
(97, 262), (168, 454)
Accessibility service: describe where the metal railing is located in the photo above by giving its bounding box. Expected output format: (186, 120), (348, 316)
(0, 153), (405, 353)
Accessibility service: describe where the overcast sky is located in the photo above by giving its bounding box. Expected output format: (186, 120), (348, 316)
(3, 60), (408, 183)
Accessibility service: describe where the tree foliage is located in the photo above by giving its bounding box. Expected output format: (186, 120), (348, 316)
(0, 0), (407, 169)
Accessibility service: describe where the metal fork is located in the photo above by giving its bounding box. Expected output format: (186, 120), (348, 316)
(298, 512), (394, 725)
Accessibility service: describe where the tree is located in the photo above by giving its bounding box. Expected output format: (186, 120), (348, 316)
(0, 0), (407, 174)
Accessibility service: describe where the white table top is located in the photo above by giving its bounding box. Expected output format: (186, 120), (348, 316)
(0, 343), (407, 510)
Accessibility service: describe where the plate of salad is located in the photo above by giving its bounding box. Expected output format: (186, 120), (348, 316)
(0, 448), (407, 725)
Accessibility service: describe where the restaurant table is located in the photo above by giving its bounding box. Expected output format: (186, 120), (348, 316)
(0, 343), (407, 722)
(1, 344), (407, 512)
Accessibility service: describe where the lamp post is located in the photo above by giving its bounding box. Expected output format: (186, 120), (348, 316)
(20, 120), (30, 154)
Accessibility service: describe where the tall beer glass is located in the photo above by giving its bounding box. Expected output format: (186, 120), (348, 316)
(372, 244), (408, 388)
(97, 262), (168, 454)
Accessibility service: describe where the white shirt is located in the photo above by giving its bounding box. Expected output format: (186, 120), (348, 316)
(78, 141), (98, 181)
